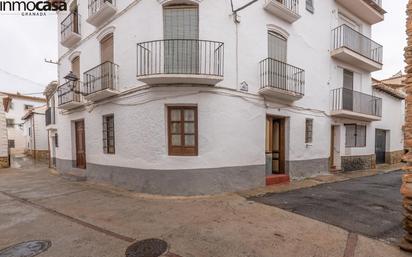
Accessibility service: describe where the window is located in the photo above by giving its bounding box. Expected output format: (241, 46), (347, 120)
(102, 114), (115, 154)
(9, 102), (13, 110)
(167, 106), (198, 156)
(6, 119), (14, 128)
(306, 0), (314, 13)
(305, 119), (313, 144)
(24, 104), (33, 110)
(55, 134), (59, 148)
(8, 140), (15, 148)
(29, 127), (31, 137)
(345, 124), (366, 147)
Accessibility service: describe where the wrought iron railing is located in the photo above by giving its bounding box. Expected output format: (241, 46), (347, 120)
(58, 81), (82, 106)
(267, 0), (299, 14)
(88, 0), (116, 17)
(259, 58), (305, 95)
(83, 61), (119, 96)
(45, 107), (55, 126)
(61, 12), (81, 42)
(137, 39), (224, 78)
(332, 24), (383, 64)
(331, 88), (382, 117)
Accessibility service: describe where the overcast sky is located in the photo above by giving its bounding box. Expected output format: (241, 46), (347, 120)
(0, 1), (407, 96)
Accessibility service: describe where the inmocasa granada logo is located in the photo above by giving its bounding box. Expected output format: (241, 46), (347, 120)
(0, 0), (67, 16)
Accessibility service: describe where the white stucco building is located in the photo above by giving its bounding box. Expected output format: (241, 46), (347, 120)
(21, 105), (49, 160)
(0, 92), (46, 155)
(52, 0), (402, 195)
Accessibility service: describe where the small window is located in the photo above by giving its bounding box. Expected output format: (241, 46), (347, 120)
(102, 114), (115, 154)
(29, 127), (32, 137)
(345, 124), (366, 147)
(306, 0), (314, 13)
(167, 106), (198, 156)
(24, 104), (33, 110)
(9, 102), (13, 110)
(305, 119), (313, 144)
(55, 134), (59, 148)
(6, 119), (14, 128)
(8, 140), (15, 148)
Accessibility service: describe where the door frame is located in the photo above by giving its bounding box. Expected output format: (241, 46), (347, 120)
(266, 115), (286, 175)
(74, 119), (86, 169)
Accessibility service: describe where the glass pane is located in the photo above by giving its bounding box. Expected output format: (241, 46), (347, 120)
(184, 135), (195, 146)
(171, 122), (181, 134)
(184, 122), (195, 133)
(172, 135), (181, 146)
(184, 109), (195, 121)
(170, 109), (181, 121)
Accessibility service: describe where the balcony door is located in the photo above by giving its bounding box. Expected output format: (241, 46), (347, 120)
(342, 69), (354, 111)
(268, 31), (287, 90)
(163, 5), (199, 74)
(100, 33), (114, 91)
(70, 0), (79, 34)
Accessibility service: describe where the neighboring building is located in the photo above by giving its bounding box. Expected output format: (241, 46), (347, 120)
(54, 0), (392, 195)
(21, 106), (49, 160)
(0, 92), (46, 155)
(0, 95), (10, 168)
(44, 81), (59, 169)
(372, 74), (406, 164)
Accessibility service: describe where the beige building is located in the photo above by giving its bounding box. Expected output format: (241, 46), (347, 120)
(0, 95), (10, 168)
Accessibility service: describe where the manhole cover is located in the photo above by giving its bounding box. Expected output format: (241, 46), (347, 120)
(0, 240), (51, 257)
(125, 239), (168, 257)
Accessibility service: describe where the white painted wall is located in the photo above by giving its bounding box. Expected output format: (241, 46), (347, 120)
(0, 102), (8, 158)
(22, 108), (48, 152)
(55, 0), (396, 175)
(6, 97), (46, 153)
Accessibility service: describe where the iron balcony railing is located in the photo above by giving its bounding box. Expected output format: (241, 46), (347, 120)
(137, 39), (224, 78)
(83, 61), (119, 96)
(269, 0), (299, 14)
(259, 58), (305, 95)
(58, 81), (82, 106)
(61, 12), (81, 42)
(45, 107), (55, 126)
(331, 88), (382, 117)
(88, 0), (116, 17)
(332, 24), (383, 64)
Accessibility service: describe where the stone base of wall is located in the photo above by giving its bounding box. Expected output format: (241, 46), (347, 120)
(286, 158), (330, 179)
(56, 158), (266, 196)
(0, 156), (9, 168)
(26, 150), (49, 161)
(341, 154), (376, 172)
(385, 150), (404, 164)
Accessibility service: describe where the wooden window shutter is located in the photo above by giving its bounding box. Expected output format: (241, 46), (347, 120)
(100, 34), (114, 63)
(71, 56), (80, 78)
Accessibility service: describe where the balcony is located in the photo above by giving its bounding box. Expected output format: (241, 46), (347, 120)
(45, 107), (56, 130)
(57, 81), (83, 110)
(335, 0), (385, 25)
(87, 0), (117, 27)
(330, 88), (382, 121)
(259, 58), (305, 101)
(83, 61), (119, 102)
(136, 39), (224, 85)
(331, 25), (383, 72)
(263, 0), (300, 23)
(61, 13), (81, 48)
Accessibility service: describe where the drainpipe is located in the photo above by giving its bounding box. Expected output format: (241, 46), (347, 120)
(230, 0), (259, 90)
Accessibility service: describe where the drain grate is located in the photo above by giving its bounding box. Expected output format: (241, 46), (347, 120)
(125, 239), (168, 257)
(0, 240), (51, 257)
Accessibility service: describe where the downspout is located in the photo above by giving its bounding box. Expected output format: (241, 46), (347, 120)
(230, 0), (259, 90)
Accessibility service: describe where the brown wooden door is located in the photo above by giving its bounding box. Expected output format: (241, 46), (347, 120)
(71, 56), (80, 78)
(100, 34), (114, 90)
(75, 120), (86, 169)
(266, 116), (285, 175)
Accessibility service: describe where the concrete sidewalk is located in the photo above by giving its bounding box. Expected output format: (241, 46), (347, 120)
(0, 162), (409, 257)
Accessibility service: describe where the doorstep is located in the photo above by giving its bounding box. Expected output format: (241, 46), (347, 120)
(266, 174), (290, 186)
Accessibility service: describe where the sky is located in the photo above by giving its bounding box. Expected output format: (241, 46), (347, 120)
(0, 0), (407, 96)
